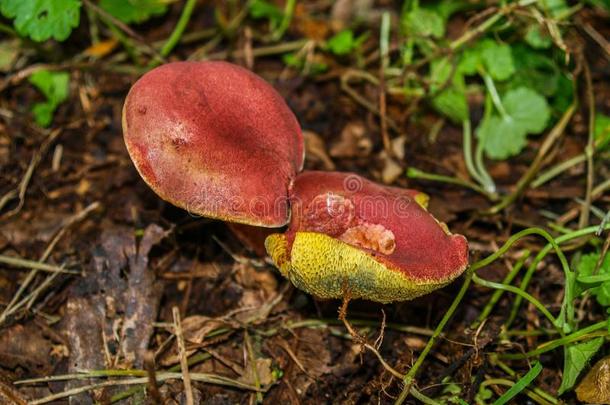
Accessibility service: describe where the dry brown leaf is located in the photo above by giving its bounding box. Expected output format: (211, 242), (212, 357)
(83, 39), (119, 58)
(0, 323), (65, 373)
(303, 130), (335, 170)
(160, 315), (229, 366)
(239, 357), (275, 386)
(330, 121), (372, 158)
(379, 151), (402, 184)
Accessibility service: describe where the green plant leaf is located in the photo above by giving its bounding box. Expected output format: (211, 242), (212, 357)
(429, 57), (468, 123)
(326, 30), (355, 56)
(0, 0), (81, 42)
(249, 0), (283, 27)
(457, 46), (481, 76)
(28, 70), (70, 127)
(431, 88), (469, 123)
(594, 113), (610, 149)
(503, 87), (550, 134)
(402, 8), (445, 39)
(558, 337), (604, 395)
(476, 115), (528, 160)
(435, 0), (471, 20)
(480, 40), (515, 81)
(551, 73), (574, 113)
(477, 87), (550, 159)
(458, 39), (515, 81)
(540, 0), (569, 17)
(99, 0), (167, 24)
(282, 52), (328, 75)
(476, 385), (493, 403)
(493, 361), (543, 405)
(429, 57), (453, 92)
(525, 25), (552, 49)
(576, 251), (610, 305)
(510, 44), (560, 97)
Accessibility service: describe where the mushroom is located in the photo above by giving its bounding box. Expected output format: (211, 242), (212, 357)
(122, 61), (469, 303)
(123, 61), (303, 227)
(265, 171), (469, 303)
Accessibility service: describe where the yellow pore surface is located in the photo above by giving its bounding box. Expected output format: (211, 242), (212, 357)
(265, 231), (459, 303)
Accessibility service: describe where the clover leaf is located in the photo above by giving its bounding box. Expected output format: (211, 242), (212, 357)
(480, 40), (515, 81)
(29, 70), (70, 127)
(458, 39), (515, 81)
(99, 0), (167, 24)
(0, 0), (81, 42)
(477, 87), (550, 159)
(402, 8), (445, 39)
(429, 57), (468, 123)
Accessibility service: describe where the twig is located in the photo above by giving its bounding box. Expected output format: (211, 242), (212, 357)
(0, 128), (62, 217)
(173, 307), (194, 405)
(341, 69), (400, 132)
(200, 39), (309, 61)
(81, 0), (165, 63)
(581, 21), (610, 61)
(144, 352), (162, 404)
(244, 330), (263, 403)
(0, 202), (99, 325)
(25, 371), (262, 404)
(0, 256), (76, 274)
(449, 0), (540, 51)
(578, 61), (595, 230)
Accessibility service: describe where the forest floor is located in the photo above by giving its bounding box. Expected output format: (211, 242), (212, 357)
(0, 1), (609, 404)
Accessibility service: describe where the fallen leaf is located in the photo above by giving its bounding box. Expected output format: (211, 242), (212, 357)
(160, 315), (229, 366)
(303, 130), (335, 170)
(330, 121), (372, 158)
(239, 357), (275, 386)
(83, 39), (119, 58)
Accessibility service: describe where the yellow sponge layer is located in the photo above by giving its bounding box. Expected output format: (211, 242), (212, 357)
(265, 231), (460, 303)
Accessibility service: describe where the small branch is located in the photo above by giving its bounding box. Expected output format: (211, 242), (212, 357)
(0, 256), (76, 274)
(578, 61), (595, 230)
(173, 307), (194, 405)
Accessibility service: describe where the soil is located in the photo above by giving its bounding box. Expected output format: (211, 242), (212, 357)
(0, 1), (609, 404)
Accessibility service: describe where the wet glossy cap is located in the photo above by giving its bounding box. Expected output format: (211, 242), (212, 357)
(122, 61), (304, 227)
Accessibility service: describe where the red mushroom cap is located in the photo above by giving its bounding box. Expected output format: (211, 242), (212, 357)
(265, 171), (469, 302)
(289, 171), (468, 279)
(122, 61), (303, 227)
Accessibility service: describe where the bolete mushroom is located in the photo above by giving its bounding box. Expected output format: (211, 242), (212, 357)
(123, 61), (303, 227)
(265, 171), (468, 303)
(122, 61), (469, 303)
